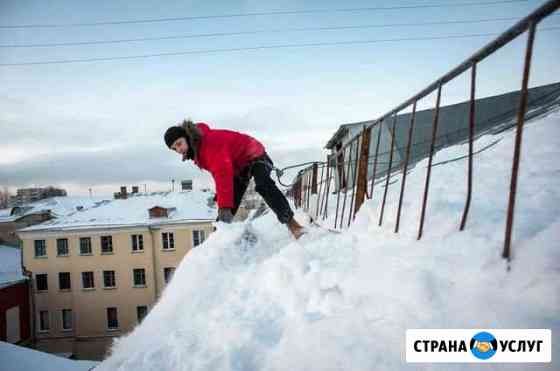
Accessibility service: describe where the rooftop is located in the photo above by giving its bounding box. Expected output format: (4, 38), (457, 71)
(17, 190), (216, 233)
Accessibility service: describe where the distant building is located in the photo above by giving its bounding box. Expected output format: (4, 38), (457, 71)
(0, 196), (109, 246)
(17, 191), (216, 360)
(0, 245), (31, 346)
(8, 187), (67, 208)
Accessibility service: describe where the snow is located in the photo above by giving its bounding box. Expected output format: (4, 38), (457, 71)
(0, 341), (98, 371)
(0, 244), (26, 289)
(0, 195), (110, 223)
(17, 191), (216, 232)
(96, 111), (559, 371)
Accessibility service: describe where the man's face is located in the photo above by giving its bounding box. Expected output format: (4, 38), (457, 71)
(171, 137), (189, 156)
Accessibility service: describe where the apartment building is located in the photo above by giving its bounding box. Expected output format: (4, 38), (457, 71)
(16, 190), (216, 360)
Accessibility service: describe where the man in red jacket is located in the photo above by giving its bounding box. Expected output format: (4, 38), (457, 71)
(164, 119), (305, 239)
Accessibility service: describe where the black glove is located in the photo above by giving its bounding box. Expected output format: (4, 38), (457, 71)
(217, 208), (234, 223)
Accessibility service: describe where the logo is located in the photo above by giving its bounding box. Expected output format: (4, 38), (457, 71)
(470, 331), (497, 360)
(406, 329), (551, 363)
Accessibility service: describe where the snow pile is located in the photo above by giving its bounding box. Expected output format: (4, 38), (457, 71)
(0, 341), (98, 371)
(97, 111), (559, 371)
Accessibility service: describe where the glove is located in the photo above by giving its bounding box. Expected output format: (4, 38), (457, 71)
(217, 208), (234, 223)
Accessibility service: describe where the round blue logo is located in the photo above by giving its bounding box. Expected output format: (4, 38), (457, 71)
(470, 331), (498, 360)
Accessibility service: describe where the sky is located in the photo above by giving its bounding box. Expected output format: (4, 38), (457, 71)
(0, 0), (559, 197)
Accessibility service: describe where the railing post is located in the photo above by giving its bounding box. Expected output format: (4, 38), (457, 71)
(395, 101), (417, 233)
(503, 22), (537, 262)
(348, 134), (362, 226)
(323, 154), (333, 220)
(379, 115), (398, 227)
(370, 121), (383, 199)
(460, 63), (477, 231)
(354, 126), (372, 218)
(417, 84), (443, 240)
(311, 163), (318, 194)
(340, 140), (354, 229)
(315, 162), (325, 220)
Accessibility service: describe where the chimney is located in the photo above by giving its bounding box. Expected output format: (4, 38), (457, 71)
(181, 180), (193, 191)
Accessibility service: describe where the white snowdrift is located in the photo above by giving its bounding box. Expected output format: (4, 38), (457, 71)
(97, 111), (560, 371)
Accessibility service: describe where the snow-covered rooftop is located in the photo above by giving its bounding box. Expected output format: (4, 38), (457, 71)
(17, 191), (216, 233)
(96, 111), (559, 370)
(0, 244), (26, 289)
(0, 195), (110, 223)
(0, 341), (98, 371)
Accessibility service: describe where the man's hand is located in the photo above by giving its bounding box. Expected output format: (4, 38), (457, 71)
(217, 208), (234, 223)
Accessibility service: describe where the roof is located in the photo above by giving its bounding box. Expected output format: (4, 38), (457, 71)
(17, 191), (216, 233)
(0, 195), (110, 223)
(0, 244), (27, 289)
(0, 341), (98, 371)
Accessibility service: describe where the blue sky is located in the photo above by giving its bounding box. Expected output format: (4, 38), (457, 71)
(0, 0), (558, 196)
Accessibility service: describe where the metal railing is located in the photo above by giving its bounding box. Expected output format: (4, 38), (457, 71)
(289, 0), (560, 263)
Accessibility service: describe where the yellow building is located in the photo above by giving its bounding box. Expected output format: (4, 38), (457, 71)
(17, 190), (215, 360)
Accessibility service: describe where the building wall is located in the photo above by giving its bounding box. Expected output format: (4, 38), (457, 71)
(19, 222), (213, 360)
(0, 213), (52, 246)
(0, 281), (31, 344)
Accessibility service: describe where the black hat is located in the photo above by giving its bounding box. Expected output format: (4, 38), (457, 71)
(164, 126), (187, 148)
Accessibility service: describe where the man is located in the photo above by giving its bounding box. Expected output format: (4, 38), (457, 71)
(164, 119), (305, 239)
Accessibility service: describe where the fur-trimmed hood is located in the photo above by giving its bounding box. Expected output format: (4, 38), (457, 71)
(179, 119), (203, 161)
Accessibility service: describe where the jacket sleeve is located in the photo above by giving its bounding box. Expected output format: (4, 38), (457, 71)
(209, 151), (235, 209)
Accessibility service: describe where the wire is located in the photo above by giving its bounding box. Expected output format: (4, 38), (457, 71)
(2, 27), (558, 67)
(1, 16), (547, 48)
(0, 1), (531, 29)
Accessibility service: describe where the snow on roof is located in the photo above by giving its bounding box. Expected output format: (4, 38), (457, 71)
(0, 196), (110, 223)
(0, 245), (26, 288)
(18, 191), (216, 233)
(96, 111), (559, 370)
(0, 341), (98, 371)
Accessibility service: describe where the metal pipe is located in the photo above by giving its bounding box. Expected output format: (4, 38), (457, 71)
(395, 101), (417, 233)
(348, 133), (362, 225)
(379, 115), (398, 226)
(460, 63), (477, 231)
(417, 84), (443, 240)
(340, 141), (354, 229)
(503, 22), (537, 262)
(370, 121), (383, 199)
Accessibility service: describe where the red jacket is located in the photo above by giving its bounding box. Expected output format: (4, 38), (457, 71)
(193, 123), (265, 208)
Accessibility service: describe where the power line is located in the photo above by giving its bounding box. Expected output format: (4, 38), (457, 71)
(0, 0), (531, 28)
(1, 16), (549, 48)
(2, 27), (558, 67)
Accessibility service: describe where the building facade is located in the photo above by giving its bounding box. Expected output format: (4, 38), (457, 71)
(18, 222), (213, 360)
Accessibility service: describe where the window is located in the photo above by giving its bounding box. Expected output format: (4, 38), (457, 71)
(133, 268), (146, 287)
(162, 232), (174, 250)
(58, 272), (71, 290)
(39, 310), (50, 332)
(163, 267), (175, 284)
(82, 271), (95, 289)
(137, 305), (148, 323)
(101, 236), (113, 254)
(106, 307), (119, 330)
(36, 274), (48, 291)
(79, 237), (92, 255)
(131, 234), (144, 251)
(34, 240), (46, 257)
(61, 309), (72, 331)
(56, 238), (69, 256)
(193, 230), (206, 247)
(103, 270), (116, 288)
